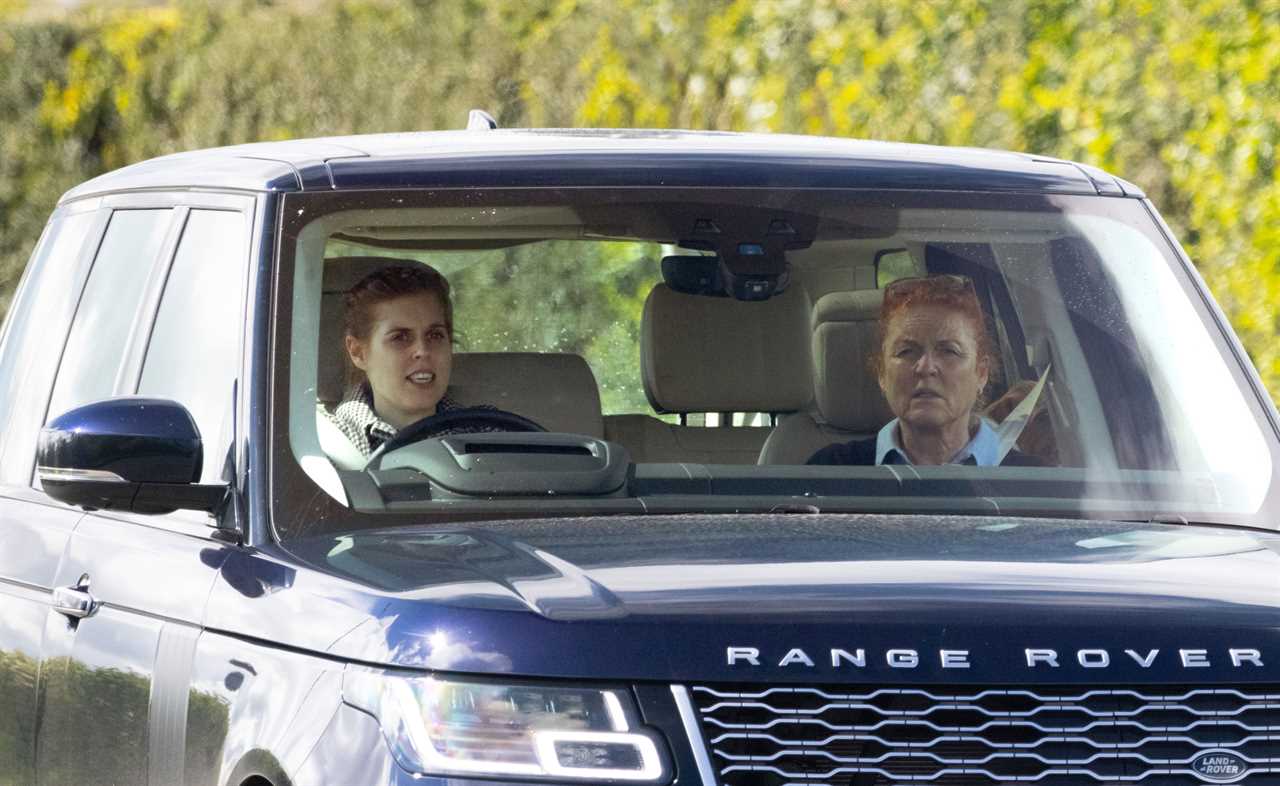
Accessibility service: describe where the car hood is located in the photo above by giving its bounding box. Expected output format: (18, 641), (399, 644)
(208, 514), (1280, 683)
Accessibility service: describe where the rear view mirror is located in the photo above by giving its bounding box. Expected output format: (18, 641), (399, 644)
(37, 397), (227, 515)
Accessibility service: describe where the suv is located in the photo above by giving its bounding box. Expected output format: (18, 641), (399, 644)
(1, 121), (1278, 786)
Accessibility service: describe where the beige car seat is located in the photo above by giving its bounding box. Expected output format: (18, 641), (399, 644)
(758, 289), (893, 464)
(603, 282), (811, 464)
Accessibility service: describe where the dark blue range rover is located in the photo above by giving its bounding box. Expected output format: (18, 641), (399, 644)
(1, 119), (1278, 786)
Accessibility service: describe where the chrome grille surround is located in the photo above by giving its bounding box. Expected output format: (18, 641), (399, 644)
(687, 684), (1280, 785)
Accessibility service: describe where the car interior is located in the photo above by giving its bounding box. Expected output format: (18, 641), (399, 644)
(309, 237), (1055, 475)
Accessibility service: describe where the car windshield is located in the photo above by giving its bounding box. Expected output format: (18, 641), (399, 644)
(271, 187), (1279, 538)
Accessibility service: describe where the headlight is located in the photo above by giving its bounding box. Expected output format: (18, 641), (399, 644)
(343, 668), (669, 782)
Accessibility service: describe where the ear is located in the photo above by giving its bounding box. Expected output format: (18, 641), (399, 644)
(345, 335), (368, 371)
(976, 357), (990, 391)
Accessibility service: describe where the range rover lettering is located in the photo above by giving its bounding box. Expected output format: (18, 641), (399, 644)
(1, 115), (1278, 785)
(726, 646), (1269, 670)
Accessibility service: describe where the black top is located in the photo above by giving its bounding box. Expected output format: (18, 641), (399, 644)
(62, 130), (1118, 203)
(807, 437), (1044, 466)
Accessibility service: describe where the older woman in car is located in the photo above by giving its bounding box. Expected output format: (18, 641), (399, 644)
(808, 274), (1040, 466)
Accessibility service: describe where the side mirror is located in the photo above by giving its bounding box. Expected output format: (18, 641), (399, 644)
(37, 397), (227, 515)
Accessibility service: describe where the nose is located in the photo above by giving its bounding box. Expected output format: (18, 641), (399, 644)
(914, 350), (940, 376)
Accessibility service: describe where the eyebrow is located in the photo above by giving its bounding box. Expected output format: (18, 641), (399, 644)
(384, 322), (448, 332)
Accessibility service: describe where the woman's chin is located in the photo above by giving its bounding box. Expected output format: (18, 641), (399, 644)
(393, 394), (443, 421)
(900, 406), (954, 431)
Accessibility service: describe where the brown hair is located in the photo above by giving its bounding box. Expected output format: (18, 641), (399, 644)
(344, 263), (453, 341)
(343, 263), (453, 389)
(872, 274), (998, 380)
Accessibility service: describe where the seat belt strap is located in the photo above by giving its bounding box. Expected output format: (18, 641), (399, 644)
(994, 364), (1052, 464)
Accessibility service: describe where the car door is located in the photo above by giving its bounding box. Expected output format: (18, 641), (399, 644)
(0, 205), (104, 784)
(34, 197), (254, 786)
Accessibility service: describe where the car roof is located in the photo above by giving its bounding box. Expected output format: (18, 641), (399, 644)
(59, 128), (1143, 203)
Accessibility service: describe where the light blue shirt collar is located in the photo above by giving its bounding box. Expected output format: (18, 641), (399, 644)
(875, 417), (1001, 466)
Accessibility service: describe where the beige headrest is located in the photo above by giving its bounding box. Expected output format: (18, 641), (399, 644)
(811, 290), (894, 431)
(641, 283), (812, 413)
(449, 352), (603, 437)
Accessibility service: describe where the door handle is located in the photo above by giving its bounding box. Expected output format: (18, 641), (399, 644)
(53, 578), (98, 620)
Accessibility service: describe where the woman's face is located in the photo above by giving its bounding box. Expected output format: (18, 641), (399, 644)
(345, 292), (452, 429)
(878, 303), (989, 433)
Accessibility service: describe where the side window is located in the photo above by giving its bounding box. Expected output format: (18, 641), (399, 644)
(875, 248), (917, 288)
(0, 210), (100, 484)
(46, 209), (173, 421)
(137, 210), (248, 484)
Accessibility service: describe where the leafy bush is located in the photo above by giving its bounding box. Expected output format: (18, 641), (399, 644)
(1, 0), (1277, 398)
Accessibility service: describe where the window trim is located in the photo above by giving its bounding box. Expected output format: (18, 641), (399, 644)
(0, 205), (110, 486)
(43, 207), (182, 425)
(114, 207), (190, 394)
(126, 200), (256, 533)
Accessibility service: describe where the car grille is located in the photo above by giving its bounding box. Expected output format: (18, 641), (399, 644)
(688, 684), (1280, 785)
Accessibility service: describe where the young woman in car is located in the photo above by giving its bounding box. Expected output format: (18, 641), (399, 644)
(327, 263), (501, 458)
(808, 274), (1041, 466)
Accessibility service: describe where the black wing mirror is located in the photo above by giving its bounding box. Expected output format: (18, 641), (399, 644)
(37, 397), (227, 515)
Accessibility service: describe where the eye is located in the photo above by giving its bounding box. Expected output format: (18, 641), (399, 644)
(387, 330), (410, 344)
(427, 328), (449, 343)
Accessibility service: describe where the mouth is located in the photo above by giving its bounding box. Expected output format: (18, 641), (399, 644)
(911, 390), (943, 400)
(407, 371), (436, 385)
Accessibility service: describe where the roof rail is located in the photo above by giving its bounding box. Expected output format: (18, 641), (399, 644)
(467, 109), (498, 131)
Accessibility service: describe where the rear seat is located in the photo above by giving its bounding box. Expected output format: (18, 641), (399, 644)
(604, 283), (812, 464)
(758, 289), (893, 464)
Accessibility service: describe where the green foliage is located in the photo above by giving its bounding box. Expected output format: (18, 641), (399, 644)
(1, 0), (1278, 399)
(0, 649), (36, 784)
(185, 683), (232, 786)
(36, 657), (150, 782)
(444, 241), (663, 413)
(0, 653), (229, 784)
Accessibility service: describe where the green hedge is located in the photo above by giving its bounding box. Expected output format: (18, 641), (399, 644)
(2, 0), (1278, 400)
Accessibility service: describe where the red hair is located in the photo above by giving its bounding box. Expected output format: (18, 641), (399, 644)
(872, 274), (998, 378)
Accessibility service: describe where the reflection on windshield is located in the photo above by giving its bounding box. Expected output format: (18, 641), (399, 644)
(275, 190), (1278, 534)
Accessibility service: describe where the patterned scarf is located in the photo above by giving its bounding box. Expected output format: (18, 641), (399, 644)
(326, 384), (499, 458)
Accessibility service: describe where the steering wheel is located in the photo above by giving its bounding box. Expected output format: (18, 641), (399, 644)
(365, 407), (546, 467)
